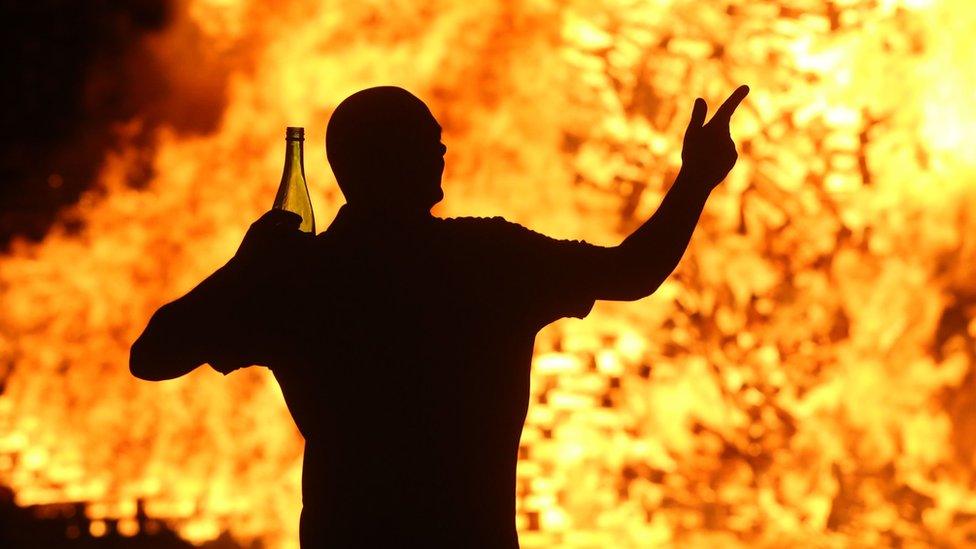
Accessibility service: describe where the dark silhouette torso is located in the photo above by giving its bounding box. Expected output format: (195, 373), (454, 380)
(261, 206), (598, 547)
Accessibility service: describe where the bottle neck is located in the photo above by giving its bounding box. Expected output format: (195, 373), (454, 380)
(282, 138), (305, 179)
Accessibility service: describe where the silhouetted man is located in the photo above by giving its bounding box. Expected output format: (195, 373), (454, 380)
(131, 84), (749, 547)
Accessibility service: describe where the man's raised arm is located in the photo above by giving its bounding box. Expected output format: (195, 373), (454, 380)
(130, 209), (305, 381)
(594, 85), (750, 302)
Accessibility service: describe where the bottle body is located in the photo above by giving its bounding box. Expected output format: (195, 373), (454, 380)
(273, 126), (316, 233)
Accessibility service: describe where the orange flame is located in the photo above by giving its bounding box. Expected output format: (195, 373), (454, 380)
(3, 0), (976, 547)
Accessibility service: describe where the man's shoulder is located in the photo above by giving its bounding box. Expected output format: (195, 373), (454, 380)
(433, 216), (587, 253)
(436, 216), (553, 253)
(436, 215), (530, 238)
(438, 214), (509, 227)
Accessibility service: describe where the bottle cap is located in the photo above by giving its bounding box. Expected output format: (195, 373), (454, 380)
(286, 127), (305, 141)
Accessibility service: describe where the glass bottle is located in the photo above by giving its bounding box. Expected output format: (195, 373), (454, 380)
(272, 126), (316, 233)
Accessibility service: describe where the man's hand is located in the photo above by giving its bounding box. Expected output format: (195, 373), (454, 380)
(235, 209), (307, 269)
(210, 209), (312, 373)
(680, 85), (749, 190)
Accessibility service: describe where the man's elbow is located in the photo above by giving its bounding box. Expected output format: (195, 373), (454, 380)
(129, 303), (200, 381)
(130, 337), (163, 381)
(129, 332), (191, 381)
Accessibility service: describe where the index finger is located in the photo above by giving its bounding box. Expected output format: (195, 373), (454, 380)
(712, 85), (750, 124)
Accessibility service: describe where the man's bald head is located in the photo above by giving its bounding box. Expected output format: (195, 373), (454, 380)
(326, 86), (445, 211)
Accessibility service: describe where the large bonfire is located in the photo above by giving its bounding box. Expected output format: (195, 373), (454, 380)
(2, 0), (976, 547)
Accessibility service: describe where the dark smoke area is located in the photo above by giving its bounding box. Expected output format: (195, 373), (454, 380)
(0, 0), (230, 251)
(0, 3), (236, 545)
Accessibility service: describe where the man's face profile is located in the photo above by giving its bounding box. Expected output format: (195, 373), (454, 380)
(326, 86), (447, 212)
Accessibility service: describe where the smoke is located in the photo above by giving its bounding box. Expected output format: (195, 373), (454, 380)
(0, 0), (230, 249)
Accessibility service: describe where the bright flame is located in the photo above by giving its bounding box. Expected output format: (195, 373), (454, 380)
(3, 0), (976, 547)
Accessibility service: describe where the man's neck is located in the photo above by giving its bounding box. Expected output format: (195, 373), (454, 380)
(340, 203), (432, 223)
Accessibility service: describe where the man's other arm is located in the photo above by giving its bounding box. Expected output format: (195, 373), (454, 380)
(130, 210), (305, 381)
(595, 85), (750, 302)
(130, 259), (246, 381)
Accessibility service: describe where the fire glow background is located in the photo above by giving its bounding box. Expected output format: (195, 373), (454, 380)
(2, 0), (976, 547)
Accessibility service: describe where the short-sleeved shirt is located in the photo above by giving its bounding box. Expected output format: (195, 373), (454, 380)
(259, 206), (606, 547)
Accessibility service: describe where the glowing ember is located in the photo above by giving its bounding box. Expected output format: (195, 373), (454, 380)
(2, 0), (976, 547)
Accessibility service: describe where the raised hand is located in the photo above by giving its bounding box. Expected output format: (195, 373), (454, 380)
(680, 85), (749, 190)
